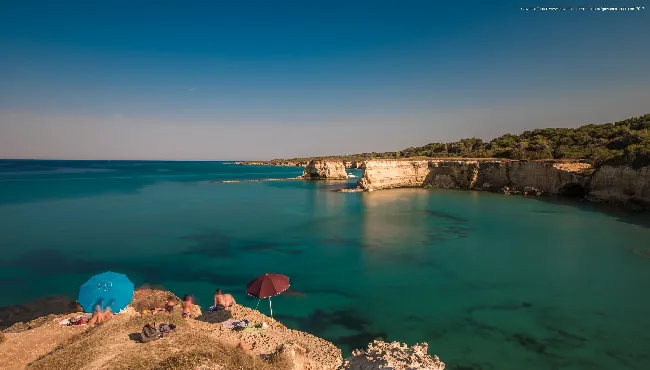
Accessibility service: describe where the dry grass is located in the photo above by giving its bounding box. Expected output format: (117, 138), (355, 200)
(0, 332), (6, 344)
(131, 288), (181, 312)
(29, 313), (290, 370)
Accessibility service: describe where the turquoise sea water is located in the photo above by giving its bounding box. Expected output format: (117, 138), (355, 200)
(1, 160), (650, 369)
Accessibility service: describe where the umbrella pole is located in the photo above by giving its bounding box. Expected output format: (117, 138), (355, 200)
(269, 297), (274, 322)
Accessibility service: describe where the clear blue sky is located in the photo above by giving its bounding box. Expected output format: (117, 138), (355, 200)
(1, 0), (648, 160)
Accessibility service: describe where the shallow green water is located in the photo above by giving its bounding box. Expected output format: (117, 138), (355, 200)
(1, 160), (650, 369)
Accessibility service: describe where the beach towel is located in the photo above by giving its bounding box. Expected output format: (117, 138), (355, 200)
(60, 315), (91, 326)
(241, 324), (265, 333)
(221, 319), (237, 330)
(221, 319), (248, 330)
(233, 319), (249, 330)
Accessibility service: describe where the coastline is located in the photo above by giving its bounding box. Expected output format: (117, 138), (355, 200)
(235, 158), (650, 210)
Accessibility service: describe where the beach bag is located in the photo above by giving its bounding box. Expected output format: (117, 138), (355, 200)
(158, 323), (175, 337)
(141, 324), (161, 343)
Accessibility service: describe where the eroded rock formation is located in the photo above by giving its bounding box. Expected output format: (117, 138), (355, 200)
(355, 159), (650, 209)
(588, 165), (650, 210)
(342, 340), (445, 370)
(302, 160), (348, 180)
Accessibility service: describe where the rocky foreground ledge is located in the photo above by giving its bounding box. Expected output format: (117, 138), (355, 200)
(0, 291), (445, 370)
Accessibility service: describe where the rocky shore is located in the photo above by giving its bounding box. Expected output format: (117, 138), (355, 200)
(0, 291), (445, 370)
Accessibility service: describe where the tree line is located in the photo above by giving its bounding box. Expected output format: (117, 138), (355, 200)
(273, 113), (650, 168)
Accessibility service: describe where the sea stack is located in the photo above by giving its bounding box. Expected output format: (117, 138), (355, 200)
(302, 160), (348, 180)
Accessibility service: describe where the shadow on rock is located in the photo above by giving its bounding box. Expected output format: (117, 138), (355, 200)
(196, 309), (232, 324)
(128, 332), (142, 343)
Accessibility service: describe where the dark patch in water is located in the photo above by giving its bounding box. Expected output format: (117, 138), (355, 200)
(321, 236), (373, 249)
(555, 329), (586, 342)
(450, 365), (486, 370)
(0, 249), (112, 275)
(304, 288), (358, 300)
(465, 303), (530, 315)
(181, 230), (302, 258)
(1, 248), (251, 289)
(333, 331), (389, 353)
(181, 232), (235, 258)
(404, 315), (425, 322)
(510, 333), (547, 354)
(422, 210), (468, 223)
(275, 307), (385, 354)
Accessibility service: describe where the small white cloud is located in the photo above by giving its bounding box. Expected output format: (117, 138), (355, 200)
(188, 87), (196, 91)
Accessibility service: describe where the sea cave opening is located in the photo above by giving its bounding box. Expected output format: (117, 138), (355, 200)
(559, 183), (586, 198)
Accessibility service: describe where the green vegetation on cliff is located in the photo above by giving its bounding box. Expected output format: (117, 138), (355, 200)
(273, 113), (650, 167)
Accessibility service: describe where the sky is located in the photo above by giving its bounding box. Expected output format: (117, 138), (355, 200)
(1, 0), (649, 160)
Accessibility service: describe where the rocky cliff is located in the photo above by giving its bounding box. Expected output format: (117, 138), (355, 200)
(355, 159), (650, 209)
(588, 165), (650, 210)
(302, 160), (348, 180)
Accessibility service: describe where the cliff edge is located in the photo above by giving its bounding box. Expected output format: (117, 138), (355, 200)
(355, 159), (650, 209)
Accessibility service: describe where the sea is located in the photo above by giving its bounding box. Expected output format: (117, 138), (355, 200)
(1, 159), (650, 369)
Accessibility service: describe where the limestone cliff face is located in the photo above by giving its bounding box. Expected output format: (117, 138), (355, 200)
(357, 160), (589, 193)
(302, 160), (348, 180)
(356, 160), (430, 190)
(588, 165), (650, 209)
(504, 161), (592, 194)
(357, 159), (650, 208)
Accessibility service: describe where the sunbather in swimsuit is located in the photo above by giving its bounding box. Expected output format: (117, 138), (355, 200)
(181, 294), (193, 318)
(87, 304), (113, 327)
(214, 289), (236, 310)
(165, 299), (175, 313)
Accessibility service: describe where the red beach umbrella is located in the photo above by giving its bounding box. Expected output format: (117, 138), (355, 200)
(246, 273), (290, 321)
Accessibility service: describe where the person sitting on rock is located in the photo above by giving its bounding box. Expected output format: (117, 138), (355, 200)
(164, 296), (176, 313)
(87, 303), (114, 327)
(181, 294), (193, 318)
(213, 289), (236, 310)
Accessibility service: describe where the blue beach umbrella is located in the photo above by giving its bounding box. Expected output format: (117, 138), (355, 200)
(77, 271), (134, 313)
